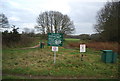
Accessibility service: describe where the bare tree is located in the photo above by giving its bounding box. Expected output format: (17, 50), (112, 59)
(35, 11), (75, 35)
(49, 11), (54, 33)
(0, 13), (9, 28)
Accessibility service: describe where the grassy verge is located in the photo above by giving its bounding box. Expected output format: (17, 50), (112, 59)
(2, 75), (26, 79)
(2, 46), (118, 79)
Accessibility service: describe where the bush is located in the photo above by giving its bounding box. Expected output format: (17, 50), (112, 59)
(2, 29), (36, 48)
(17, 35), (35, 47)
(2, 30), (21, 48)
(79, 34), (90, 40)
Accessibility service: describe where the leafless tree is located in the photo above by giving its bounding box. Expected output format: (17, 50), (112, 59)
(0, 13), (9, 28)
(35, 11), (75, 35)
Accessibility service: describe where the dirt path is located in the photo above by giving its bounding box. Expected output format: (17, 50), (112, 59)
(20, 44), (40, 49)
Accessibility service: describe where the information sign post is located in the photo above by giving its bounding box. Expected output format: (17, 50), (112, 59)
(52, 46), (58, 63)
(48, 33), (63, 64)
(80, 44), (86, 61)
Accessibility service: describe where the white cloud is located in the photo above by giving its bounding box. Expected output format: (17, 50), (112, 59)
(21, 23), (36, 28)
(9, 16), (20, 21)
(8, 1), (21, 8)
(39, 0), (71, 14)
(67, 0), (108, 2)
(74, 22), (94, 34)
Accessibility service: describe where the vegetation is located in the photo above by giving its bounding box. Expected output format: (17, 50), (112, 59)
(65, 38), (80, 41)
(67, 41), (118, 53)
(2, 25), (21, 48)
(2, 25), (40, 48)
(1, 11), (75, 48)
(35, 11), (75, 34)
(1, 1), (119, 79)
(0, 13), (9, 28)
(2, 39), (119, 79)
(79, 34), (90, 40)
(64, 34), (103, 42)
(2, 75), (26, 79)
(94, 1), (119, 42)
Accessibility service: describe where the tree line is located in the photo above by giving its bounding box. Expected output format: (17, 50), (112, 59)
(94, 0), (119, 42)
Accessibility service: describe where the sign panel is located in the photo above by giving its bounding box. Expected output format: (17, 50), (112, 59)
(80, 44), (86, 52)
(52, 46), (58, 52)
(48, 33), (63, 46)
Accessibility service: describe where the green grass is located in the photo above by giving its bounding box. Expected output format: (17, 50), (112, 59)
(2, 38), (119, 79)
(65, 38), (80, 41)
(2, 45), (118, 79)
(2, 75), (26, 79)
(64, 38), (87, 46)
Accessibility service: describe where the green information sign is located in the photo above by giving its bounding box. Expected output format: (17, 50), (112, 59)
(48, 33), (63, 46)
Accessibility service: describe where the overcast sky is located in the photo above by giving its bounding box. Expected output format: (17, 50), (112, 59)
(0, 0), (108, 35)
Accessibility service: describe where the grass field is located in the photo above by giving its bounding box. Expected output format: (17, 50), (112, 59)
(2, 38), (119, 79)
(65, 38), (80, 41)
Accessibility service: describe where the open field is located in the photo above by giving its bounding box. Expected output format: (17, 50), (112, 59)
(65, 38), (80, 41)
(2, 38), (119, 79)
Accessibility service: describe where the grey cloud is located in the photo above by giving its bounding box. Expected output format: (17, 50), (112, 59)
(69, 2), (106, 23)
(68, 2), (106, 34)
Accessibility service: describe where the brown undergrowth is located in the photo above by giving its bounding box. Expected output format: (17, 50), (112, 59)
(68, 42), (119, 52)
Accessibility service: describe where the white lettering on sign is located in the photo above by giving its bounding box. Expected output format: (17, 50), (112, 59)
(80, 44), (86, 52)
(52, 46), (58, 51)
(55, 40), (61, 45)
